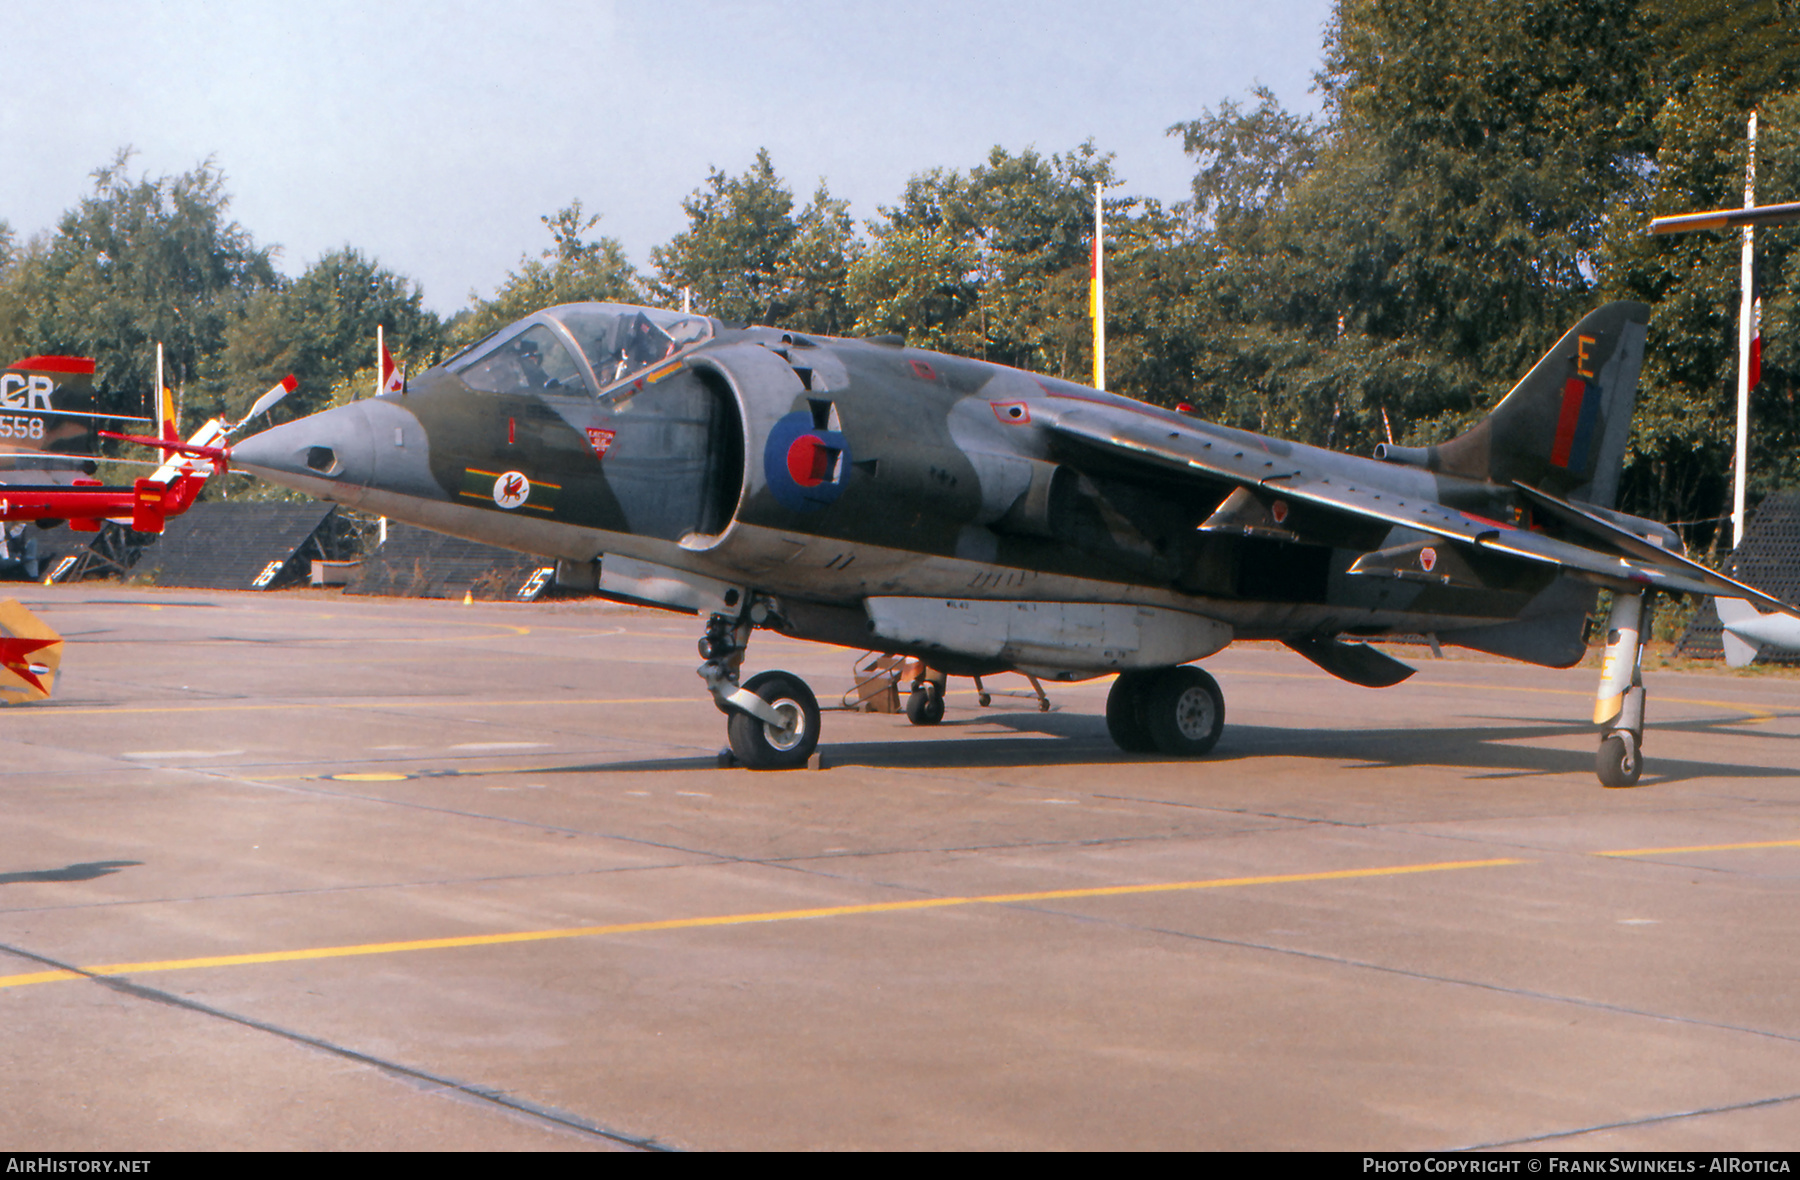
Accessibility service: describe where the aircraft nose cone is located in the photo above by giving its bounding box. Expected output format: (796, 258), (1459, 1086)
(233, 402), (376, 503)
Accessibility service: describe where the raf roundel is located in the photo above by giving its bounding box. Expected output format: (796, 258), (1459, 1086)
(763, 411), (851, 512)
(492, 471), (531, 510)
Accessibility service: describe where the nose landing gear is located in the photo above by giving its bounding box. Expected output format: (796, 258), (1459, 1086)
(697, 603), (820, 769)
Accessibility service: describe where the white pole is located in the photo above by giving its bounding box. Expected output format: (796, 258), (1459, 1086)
(1093, 180), (1105, 390)
(1734, 111), (1757, 549)
(376, 324), (385, 400)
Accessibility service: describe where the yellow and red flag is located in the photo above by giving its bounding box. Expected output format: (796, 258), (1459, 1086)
(1091, 181), (1105, 390)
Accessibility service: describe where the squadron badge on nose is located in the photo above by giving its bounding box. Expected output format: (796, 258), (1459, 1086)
(493, 471), (531, 510)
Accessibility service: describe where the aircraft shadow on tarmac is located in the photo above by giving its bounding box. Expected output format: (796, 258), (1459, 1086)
(485, 706), (1798, 786)
(0, 860), (142, 886)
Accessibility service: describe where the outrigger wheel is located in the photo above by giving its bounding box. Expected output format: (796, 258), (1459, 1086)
(726, 670), (820, 770)
(1596, 730), (1643, 789)
(1106, 665), (1225, 756)
(905, 680), (945, 725)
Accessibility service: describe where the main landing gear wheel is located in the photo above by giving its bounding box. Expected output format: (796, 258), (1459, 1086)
(1142, 666), (1225, 756)
(1596, 731), (1642, 789)
(726, 670), (820, 770)
(905, 680), (945, 725)
(1105, 670), (1158, 753)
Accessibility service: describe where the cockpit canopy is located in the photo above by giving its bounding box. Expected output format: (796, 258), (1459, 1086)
(449, 304), (713, 398)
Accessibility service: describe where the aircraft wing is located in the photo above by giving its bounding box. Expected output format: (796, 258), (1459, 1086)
(1041, 401), (1796, 615)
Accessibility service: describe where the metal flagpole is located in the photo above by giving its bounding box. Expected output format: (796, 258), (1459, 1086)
(1092, 180), (1105, 390)
(376, 324), (389, 544)
(1734, 111), (1757, 549)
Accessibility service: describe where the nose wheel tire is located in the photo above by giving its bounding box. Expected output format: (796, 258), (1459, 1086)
(1105, 671), (1158, 753)
(1143, 666), (1225, 757)
(905, 681), (945, 725)
(1596, 731), (1642, 788)
(726, 671), (820, 770)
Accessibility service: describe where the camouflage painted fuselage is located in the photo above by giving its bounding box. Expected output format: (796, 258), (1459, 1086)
(233, 302), (1663, 676)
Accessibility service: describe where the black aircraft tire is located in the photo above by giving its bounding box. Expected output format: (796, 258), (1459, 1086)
(726, 671), (820, 770)
(1105, 671), (1157, 753)
(1143, 666), (1225, 757)
(905, 683), (945, 725)
(1596, 731), (1642, 788)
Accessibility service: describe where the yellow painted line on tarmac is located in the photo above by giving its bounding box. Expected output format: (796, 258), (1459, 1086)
(29, 697), (696, 718)
(1594, 839), (1800, 858)
(0, 857), (1522, 992)
(1225, 670), (1781, 724)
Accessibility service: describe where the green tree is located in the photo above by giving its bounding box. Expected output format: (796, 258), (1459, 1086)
(0, 220), (24, 365)
(1599, 0), (1800, 548)
(1154, 0), (1800, 545)
(849, 143), (1121, 379)
(847, 222), (982, 353)
(651, 149), (858, 333)
(0, 150), (278, 419)
(452, 200), (641, 348)
(1170, 85), (1320, 254)
(224, 247), (441, 423)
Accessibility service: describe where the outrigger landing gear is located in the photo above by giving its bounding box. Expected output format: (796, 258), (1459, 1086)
(697, 604), (819, 770)
(1106, 665), (1225, 756)
(1593, 591), (1648, 788)
(905, 665), (946, 725)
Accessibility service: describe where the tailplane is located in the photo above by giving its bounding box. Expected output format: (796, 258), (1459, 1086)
(0, 356), (100, 481)
(1715, 598), (1762, 668)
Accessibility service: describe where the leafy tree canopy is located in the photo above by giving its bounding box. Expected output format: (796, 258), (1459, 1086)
(452, 200), (641, 349)
(651, 148), (858, 334)
(224, 246), (441, 424)
(0, 149), (277, 418)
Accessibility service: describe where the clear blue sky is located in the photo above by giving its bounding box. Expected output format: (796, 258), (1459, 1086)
(2, 0), (1334, 314)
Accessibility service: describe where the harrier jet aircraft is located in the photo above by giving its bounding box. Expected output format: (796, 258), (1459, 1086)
(229, 300), (1793, 786)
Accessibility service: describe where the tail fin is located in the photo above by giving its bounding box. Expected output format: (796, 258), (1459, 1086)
(1421, 302), (1650, 508)
(0, 355), (99, 477)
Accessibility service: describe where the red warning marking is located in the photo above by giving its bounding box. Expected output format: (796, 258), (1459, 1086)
(991, 401), (1031, 424)
(586, 427), (615, 458)
(1271, 499), (1289, 525)
(910, 360), (937, 381)
(1461, 510), (1516, 532)
(1420, 547), (1438, 573)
